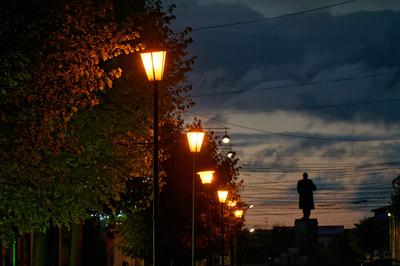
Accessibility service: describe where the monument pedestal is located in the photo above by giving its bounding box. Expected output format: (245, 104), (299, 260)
(294, 218), (319, 263)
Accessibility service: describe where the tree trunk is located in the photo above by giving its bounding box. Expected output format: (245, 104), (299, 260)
(69, 223), (83, 266)
(58, 228), (62, 266)
(1, 241), (4, 266)
(33, 233), (47, 266)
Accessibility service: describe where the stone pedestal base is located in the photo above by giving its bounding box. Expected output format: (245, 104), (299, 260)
(294, 219), (318, 256)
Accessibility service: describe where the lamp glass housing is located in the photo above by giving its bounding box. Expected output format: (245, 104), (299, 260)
(217, 190), (228, 203)
(186, 131), (205, 152)
(221, 134), (230, 144)
(140, 51), (166, 81)
(197, 170), (214, 184)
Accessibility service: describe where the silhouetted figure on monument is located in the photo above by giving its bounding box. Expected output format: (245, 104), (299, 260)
(297, 172), (317, 219)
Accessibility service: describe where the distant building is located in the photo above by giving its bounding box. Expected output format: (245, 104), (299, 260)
(369, 174), (400, 261)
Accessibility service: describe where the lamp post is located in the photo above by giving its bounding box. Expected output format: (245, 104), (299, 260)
(233, 209), (244, 266)
(198, 171), (215, 266)
(187, 131), (205, 266)
(217, 190), (228, 266)
(140, 50), (166, 266)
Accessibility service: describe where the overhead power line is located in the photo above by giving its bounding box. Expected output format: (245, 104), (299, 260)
(196, 97), (400, 116)
(192, 0), (359, 31)
(187, 111), (400, 142)
(192, 72), (394, 98)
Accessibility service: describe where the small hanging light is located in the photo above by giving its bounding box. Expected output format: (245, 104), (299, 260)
(221, 127), (230, 144)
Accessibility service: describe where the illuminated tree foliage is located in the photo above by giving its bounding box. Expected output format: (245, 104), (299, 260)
(0, 0), (193, 240)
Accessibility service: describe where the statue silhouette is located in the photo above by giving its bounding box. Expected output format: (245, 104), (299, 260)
(297, 172), (317, 219)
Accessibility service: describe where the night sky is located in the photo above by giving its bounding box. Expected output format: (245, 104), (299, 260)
(167, 0), (400, 228)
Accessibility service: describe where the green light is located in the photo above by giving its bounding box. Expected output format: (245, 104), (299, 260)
(12, 239), (16, 266)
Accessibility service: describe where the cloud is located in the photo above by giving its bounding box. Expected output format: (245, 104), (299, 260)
(184, 8), (400, 124)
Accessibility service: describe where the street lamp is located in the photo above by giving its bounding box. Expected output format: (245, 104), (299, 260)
(140, 50), (166, 266)
(197, 170), (215, 266)
(221, 127), (230, 144)
(187, 131), (205, 153)
(218, 190), (228, 266)
(197, 171), (214, 185)
(217, 190), (228, 204)
(187, 130), (205, 266)
(221, 134), (230, 144)
(233, 209), (244, 266)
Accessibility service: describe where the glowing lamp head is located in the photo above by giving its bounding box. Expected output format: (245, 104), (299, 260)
(140, 51), (166, 81)
(217, 190), (228, 203)
(234, 209), (244, 218)
(197, 170), (214, 184)
(249, 228), (255, 233)
(221, 134), (230, 144)
(249, 204), (254, 209)
(186, 131), (205, 152)
(227, 151), (234, 158)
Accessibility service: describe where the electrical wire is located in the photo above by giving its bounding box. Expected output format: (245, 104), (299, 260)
(195, 97), (400, 116)
(191, 72), (395, 98)
(187, 110), (400, 142)
(191, 0), (359, 31)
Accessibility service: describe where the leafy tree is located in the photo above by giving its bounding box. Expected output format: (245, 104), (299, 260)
(353, 216), (389, 258)
(326, 232), (362, 266)
(0, 0), (194, 244)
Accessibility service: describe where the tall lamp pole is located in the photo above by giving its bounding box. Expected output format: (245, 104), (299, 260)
(218, 190), (228, 266)
(234, 209), (244, 266)
(198, 171), (215, 266)
(140, 51), (166, 266)
(187, 131), (205, 266)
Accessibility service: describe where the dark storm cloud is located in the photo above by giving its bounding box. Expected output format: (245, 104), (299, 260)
(173, 0), (400, 124)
